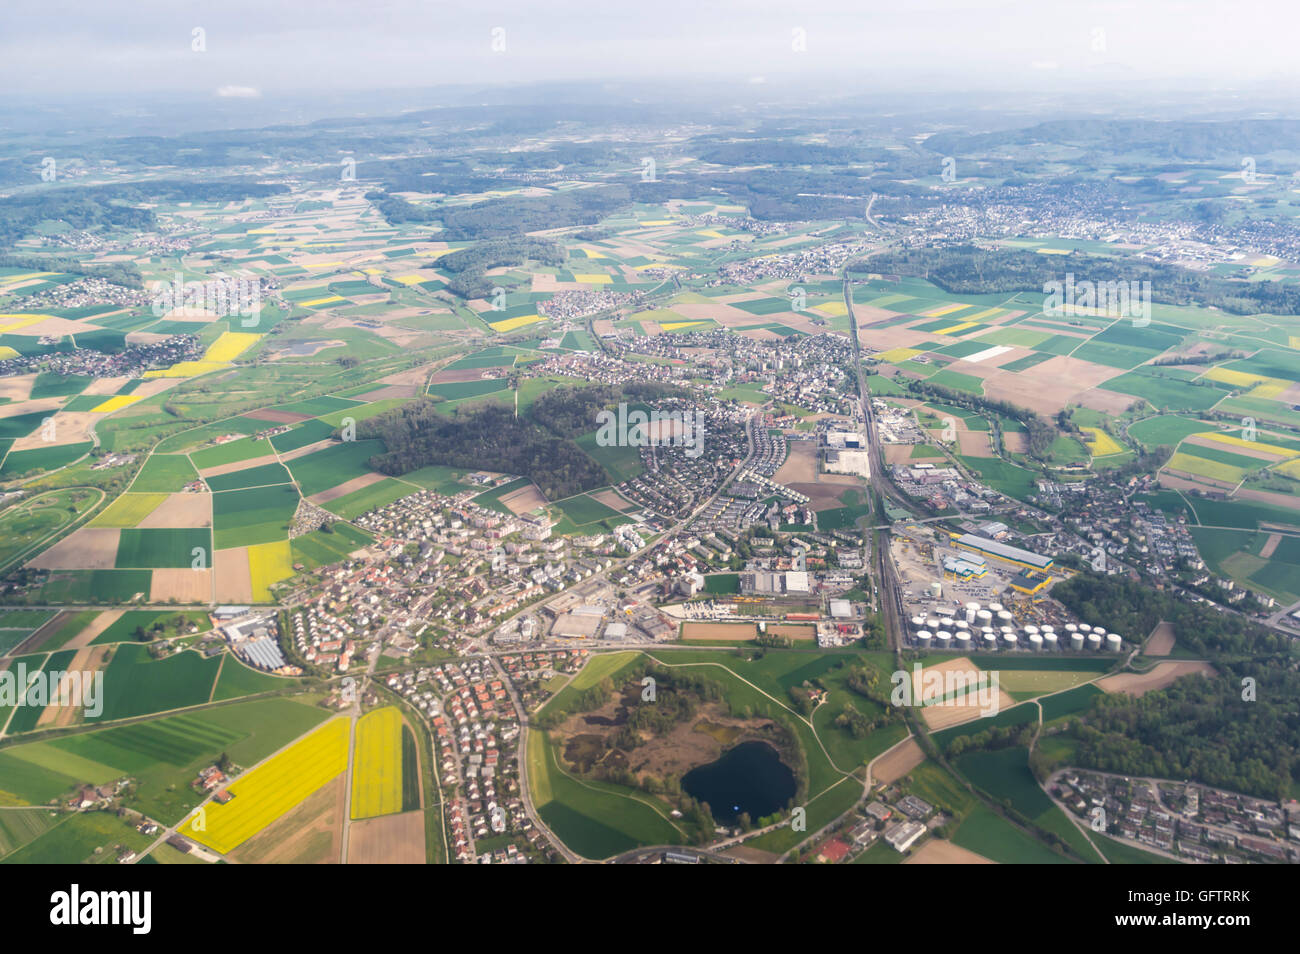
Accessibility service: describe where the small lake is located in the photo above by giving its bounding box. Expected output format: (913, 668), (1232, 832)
(681, 740), (796, 824)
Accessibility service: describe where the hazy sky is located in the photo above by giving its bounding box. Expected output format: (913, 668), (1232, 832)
(2, 0), (1297, 100)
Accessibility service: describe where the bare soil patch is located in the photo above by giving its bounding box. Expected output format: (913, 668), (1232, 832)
(347, 810), (425, 864)
(62, 609), (125, 650)
(1145, 621), (1176, 656)
(0, 374), (36, 403)
(592, 489), (634, 512)
(871, 737), (926, 785)
(774, 440), (819, 484)
(904, 839), (996, 864)
(1098, 661), (1214, 697)
(500, 483), (549, 515)
(279, 439), (337, 463)
(309, 472), (385, 505)
(11, 411), (99, 451)
(767, 623), (814, 641)
(37, 645), (110, 729)
(230, 774), (345, 864)
(787, 481), (858, 510)
(351, 385), (416, 401)
(199, 454), (281, 479)
(244, 409), (311, 425)
(957, 431), (994, 456)
(680, 622), (757, 640)
(136, 492), (211, 529)
(28, 528), (120, 569)
(80, 376), (129, 397)
(913, 657), (1015, 731)
(151, 568), (212, 603)
(1183, 434), (1283, 462)
(213, 547), (253, 603)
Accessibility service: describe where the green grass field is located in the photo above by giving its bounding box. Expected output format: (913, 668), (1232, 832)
(212, 484), (300, 548)
(130, 455), (199, 492)
(114, 528), (212, 569)
(285, 440), (385, 496)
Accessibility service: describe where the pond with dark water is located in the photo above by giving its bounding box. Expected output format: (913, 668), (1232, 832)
(681, 740), (796, 824)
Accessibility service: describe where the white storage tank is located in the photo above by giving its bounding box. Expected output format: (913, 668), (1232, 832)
(930, 581), (943, 599)
(988, 602), (1004, 613)
(1003, 632), (1018, 650)
(1087, 632), (1103, 651)
(1078, 623), (1093, 633)
(1028, 633), (1043, 651)
(936, 630), (953, 650)
(1044, 632), (1059, 652)
(940, 618), (956, 632)
(964, 602), (980, 623)
(911, 616), (926, 633)
(976, 609), (993, 625)
(926, 618), (941, 631)
(981, 631), (999, 651)
(954, 620), (970, 633)
(997, 610), (1014, 624)
(1024, 624), (1040, 637)
(1064, 623), (1078, 634)
(1106, 633), (1122, 653)
(1040, 625), (1055, 636)
(1070, 632), (1085, 651)
(916, 630), (932, 650)
(955, 632), (972, 652)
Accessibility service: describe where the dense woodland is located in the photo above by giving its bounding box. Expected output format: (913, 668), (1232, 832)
(1062, 668), (1300, 801)
(436, 237), (566, 299)
(1052, 573), (1287, 657)
(1044, 574), (1299, 799)
(363, 382), (687, 498)
(861, 246), (1300, 316)
(923, 118), (1300, 162)
(0, 179), (287, 246)
(363, 400), (606, 500)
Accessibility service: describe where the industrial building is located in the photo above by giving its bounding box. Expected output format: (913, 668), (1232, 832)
(550, 606), (605, 639)
(1010, 569), (1053, 594)
(942, 554), (988, 580)
(740, 569), (811, 596)
(951, 533), (1054, 572)
(883, 819), (926, 852)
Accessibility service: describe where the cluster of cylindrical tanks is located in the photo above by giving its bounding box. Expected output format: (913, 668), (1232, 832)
(907, 606), (1122, 652)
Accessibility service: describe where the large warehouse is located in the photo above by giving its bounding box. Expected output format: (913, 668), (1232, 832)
(951, 533), (1054, 572)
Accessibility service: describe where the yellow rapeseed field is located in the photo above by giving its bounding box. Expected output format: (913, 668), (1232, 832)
(1081, 427), (1124, 457)
(488, 313), (543, 333)
(143, 360), (229, 379)
(875, 347), (925, 363)
(350, 706), (404, 819)
(89, 493), (168, 528)
(247, 539), (295, 602)
(1198, 431), (1299, 459)
(922, 303), (969, 318)
(90, 395), (144, 413)
(201, 332), (263, 363)
(188, 718), (349, 855)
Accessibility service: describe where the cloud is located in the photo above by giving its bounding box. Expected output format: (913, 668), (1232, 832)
(216, 84), (260, 98)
